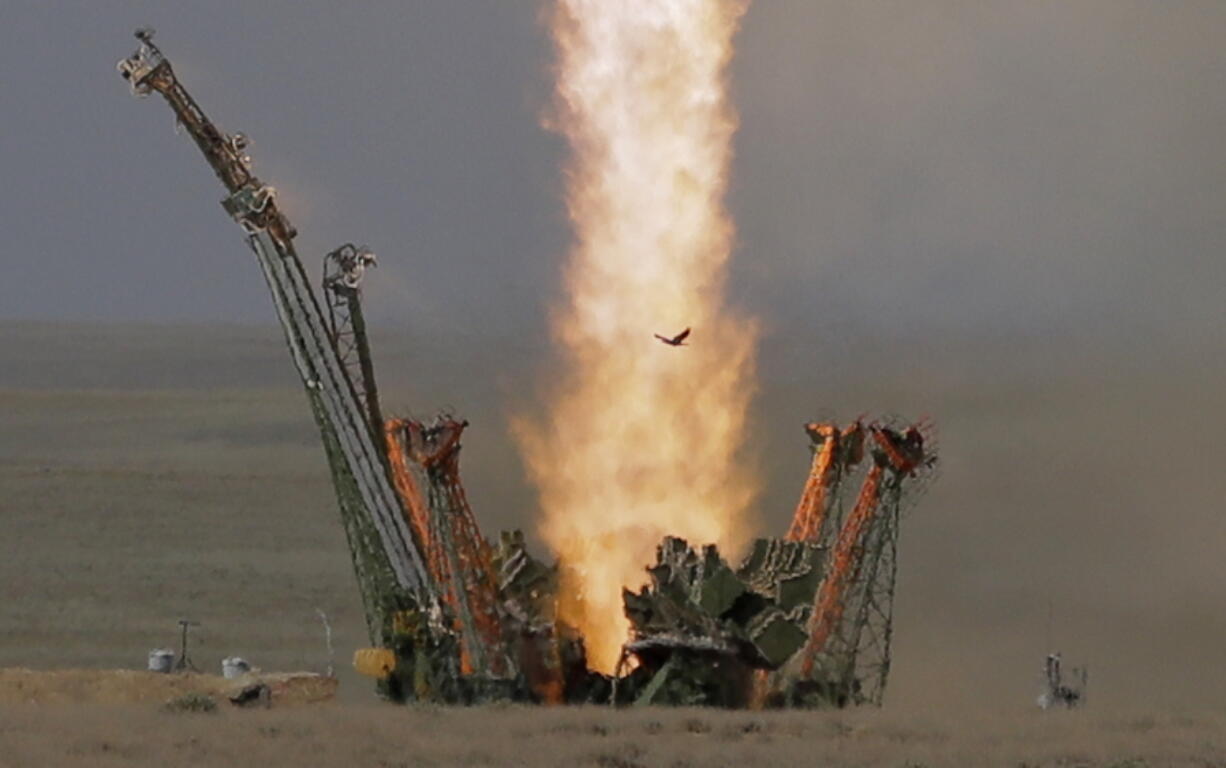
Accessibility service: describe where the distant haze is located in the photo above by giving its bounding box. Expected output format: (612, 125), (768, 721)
(1, 2), (1221, 343)
(1, 2), (1225, 710)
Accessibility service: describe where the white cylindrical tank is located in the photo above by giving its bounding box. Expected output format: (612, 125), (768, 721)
(222, 656), (251, 679)
(147, 649), (175, 673)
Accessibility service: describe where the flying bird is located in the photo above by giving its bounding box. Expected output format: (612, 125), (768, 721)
(654, 327), (691, 347)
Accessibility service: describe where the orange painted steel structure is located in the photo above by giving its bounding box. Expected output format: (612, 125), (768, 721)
(384, 420), (433, 565)
(386, 417), (510, 678)
(794, 423), (930, 701)
(799, 460), (884, 678)
(785, 423), (840, 542)
(785, 421), (866, 544)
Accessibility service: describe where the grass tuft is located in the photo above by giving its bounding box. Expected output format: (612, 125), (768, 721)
(162, 692), (217, 714)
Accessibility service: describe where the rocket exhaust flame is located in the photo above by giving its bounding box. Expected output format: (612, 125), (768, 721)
(515, 0), (758, 672)
(122, 26), (937, 707)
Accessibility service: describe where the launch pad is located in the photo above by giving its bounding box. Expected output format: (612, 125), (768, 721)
(118, 29), (936, 708)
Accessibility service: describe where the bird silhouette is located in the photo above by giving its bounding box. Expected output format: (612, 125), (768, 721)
(654, 327), (691, 346)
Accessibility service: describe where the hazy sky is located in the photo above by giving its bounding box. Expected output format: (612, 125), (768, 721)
(2, 1), (1222, 348)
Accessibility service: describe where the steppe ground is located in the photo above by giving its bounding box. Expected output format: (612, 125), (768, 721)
(3, 702), (1225, 768)
(2, 322), (1225, 766)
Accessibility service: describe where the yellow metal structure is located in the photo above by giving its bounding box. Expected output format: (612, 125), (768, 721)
(353, 648), (397, 679)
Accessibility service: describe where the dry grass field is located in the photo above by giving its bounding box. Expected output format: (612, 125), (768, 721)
(2, 701), (1224, 767)
(2, 322), (1225, 766)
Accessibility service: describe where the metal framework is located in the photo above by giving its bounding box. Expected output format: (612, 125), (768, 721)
(322, 244), (385, 443)
(786, 421), (865, 545)
(118, 29), (433, 646)
(386, 416), (512, 680)
(787, 420), (935, 706)
(119, 28), (941, 709)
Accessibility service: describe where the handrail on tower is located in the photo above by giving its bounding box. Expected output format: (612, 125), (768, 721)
(118, 29), (434, 650)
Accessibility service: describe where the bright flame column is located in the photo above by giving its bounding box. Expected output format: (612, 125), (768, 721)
(515, 0), (758, 672)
